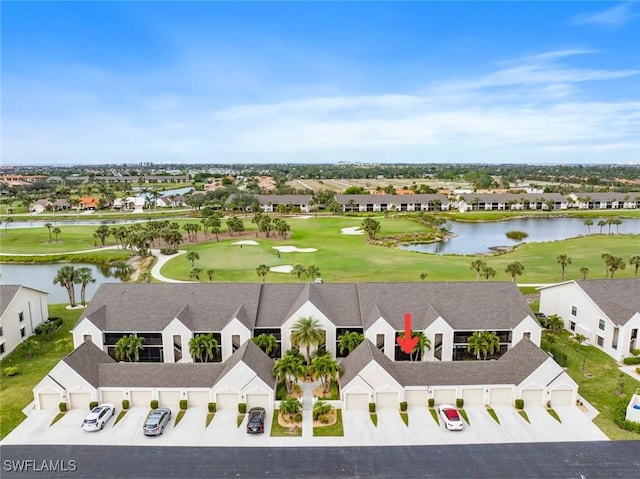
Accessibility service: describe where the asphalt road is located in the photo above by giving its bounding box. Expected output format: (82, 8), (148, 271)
(1, 442), (639, 479)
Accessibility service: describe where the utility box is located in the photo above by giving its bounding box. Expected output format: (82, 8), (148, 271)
(625, 389), (640, 423)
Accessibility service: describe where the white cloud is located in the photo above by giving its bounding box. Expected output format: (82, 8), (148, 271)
(570, 2), (640, 28)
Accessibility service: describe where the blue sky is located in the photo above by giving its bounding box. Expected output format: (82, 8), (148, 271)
(2, 1), (639, 165)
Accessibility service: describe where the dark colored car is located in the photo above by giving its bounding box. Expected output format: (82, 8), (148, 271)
(246, 407), (266, 434)
(143, 407), (172, 436)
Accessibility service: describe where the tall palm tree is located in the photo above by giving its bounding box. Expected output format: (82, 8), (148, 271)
(470, 259), (486, 281)
(306, 265), (321, 282)
(290, 316), (325, 365)
(630, 256), (640, 278)
(75, 267), (95, 306)
(291, 264), (306, 282)
(273, 354), (306, 395)
(480, 331), (500, 360)
(583, 219), (593, 235)
(94, 225), (110, 246)
(3, 216), (13, 234)
(186, 251), (200, 267)
(556, 254), (572, 281)
(53, 265), (77, 307)
(601, 253), (612, 279)
(256, 264), (269, 282)
(579, 266), (589, 280)
(597, 220), (607, 234)
(189, 334), (219, 362)
(608, 256), (626, 278)
(467, 331), (484, 360)
(189, 267), (202, 281)
(482, 266), (496, 280)
(44, 222), (53, 243)
(252, 333), (278, 356)
(505, 261), (524, 281)
(52, 226), (61, 242)
(338, 331), (365, 356)
(21, 338), (41, 359)
(397, 331), (431, 361)
(114, 334), (145, 362)
(206, 268), (215, 282)
(309, 355), (340, 394)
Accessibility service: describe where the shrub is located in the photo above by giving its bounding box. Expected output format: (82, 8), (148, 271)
(238, 402), (247, 414)
(623, 357), (640, 365)
(59, 402), (67, 413)
(631, 348), (640, 356)
(456, 398), (464, 408)
(159, 247), (177, 255)
(89, 401), (99, 410)
(150, 400), (159, 410)
(506, 230), (528, 241)
(400, 401), (407, 412)
(549, 346), (568, 367)
(208, 402), (216, 413)
(613, 397), (640, 433)
(368, 402), (376, 413)
(179, 399), (188, 410)
(428, 398), (435, 408)
(636, 367), (640, 375)
(4, 366), (19, 376)
(122, 399), (130, 410)
(294, 413), (302, 422)
(320, 416), (329, 424)
(515, 399), (524, 410)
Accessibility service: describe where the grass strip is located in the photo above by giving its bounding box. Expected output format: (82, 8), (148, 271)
(50, 413), (65, 426)
(370, 413), (378, 427)
(174, 410), (186, 427)
(459, 408), (470, 425)
(113, 410), (128, 426)
(400, 411), (409, 426)
(270, 410), (301, 437)
(237, 414), (245, 427)
(486, 407), (500, 425)
(313, 410), (344, 436)
(429, 408), (439, 425)
(517, 410), (530, 424)
(546, 408), (562, 423)
(205, 412), (215, 428)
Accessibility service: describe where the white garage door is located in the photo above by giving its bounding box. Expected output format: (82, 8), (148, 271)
(462, 388), (484, 405)
(216, 393), (239, 410)
(376, 392), (399, 409)
(39, 393), (61, 410)
(187, 391), (210, 407)
(69, 392), (92, 409)
(345, 393), (369, 410)
(405, 390), (427, 407)
(246, 394), (270, 410)
(433, 389), (456, 405)
(489, 388), (512, 404)
(550, 389), (573, 406)
(130, 390), (152, 407)
(158, 391), (181, 407)
(101, 390), (124, 405)
(521, 389), (543, 407)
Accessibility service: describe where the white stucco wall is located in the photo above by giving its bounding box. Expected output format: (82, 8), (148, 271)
(516, 357), (578, 406)
(281, 301), (336, 358)
(220, 318), (251, 361)
(33, 360), (97, 409)
(341, 360), (403, 402)
(162, 318), (193, 363)
(512, 315), (543, 347)
(364, 317), (397, 361)
(424, 317), (454, 361)
(72, 317), (104, 351)
(0, 286), (48, 358)
(212, 360), (273, 402)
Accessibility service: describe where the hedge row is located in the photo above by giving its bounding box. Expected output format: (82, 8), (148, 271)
(549, 346), (568, 367)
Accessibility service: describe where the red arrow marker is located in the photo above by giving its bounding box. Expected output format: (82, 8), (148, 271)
(396, 312), (419, 354)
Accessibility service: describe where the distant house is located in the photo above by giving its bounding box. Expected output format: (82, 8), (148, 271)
(539, 279), (640, 362)
(225, 194), (312, 213)
(78, 197), (100, 210)
(334, 194), (450, 212)
(0, 285), (49, 359)
(30, 199), (51, 214)
(567, 192), (640, 210)
(156, 195), (186, 208)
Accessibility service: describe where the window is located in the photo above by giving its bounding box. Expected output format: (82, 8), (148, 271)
(19, 312), (24, 322)
(376, 334), (385, 352)
(0, 343), (5, 354)
(569, 321), (576, 332)
(83, 334), (92, 342)
(20, 327), (26, 338)
(0, 326), (3, 337)
(596, 336), (604, 347)
(523, 332), (531, 340)
(598, 319), (605, 331)
(571, 306), (577, 316)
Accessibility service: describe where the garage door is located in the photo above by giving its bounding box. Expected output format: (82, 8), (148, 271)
(69, 392), (92, 409)
(462, 388), (484, 405)
(345, 393), (369, 410)
(130, 390), (152, 407)
(405, 390), (427, 407)
(216, 393), (239, 410)
(246, 393), (270, 410)
(433, 389), (456, 405)
(489, 388), (512, 404)
(101, 390), (124, 405)
(376, 392), (399, 409)
(39, 393), (61, 410)
(158, 391), (181, 407)
(550, 389), (573, 406)
(187, 391), (210, 407)
(521, 389), (543, 407)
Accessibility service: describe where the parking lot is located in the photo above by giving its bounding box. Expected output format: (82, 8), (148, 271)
(1, 401), (608, 448)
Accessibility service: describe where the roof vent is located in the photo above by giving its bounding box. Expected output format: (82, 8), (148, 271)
(121, 290), (125, 294)
(191, 290), (194, 294)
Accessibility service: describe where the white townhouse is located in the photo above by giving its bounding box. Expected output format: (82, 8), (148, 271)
(0, 285), (49, 358)
(538, 279), (640, 362)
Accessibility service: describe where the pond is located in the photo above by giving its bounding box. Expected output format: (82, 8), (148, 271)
(3, 217), (148, 229)
(399, 217), (640, 255)
(0, 263), (125, 304)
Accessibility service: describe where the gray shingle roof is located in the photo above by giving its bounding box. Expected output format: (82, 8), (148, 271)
(577, 279), (640, 326)
(99, 363), (223, 388)
(339, 340), (403, 387)
(225, 194), (312, 205)
(0, 285), (48, 317)
(335, 194), (449, 205)
(63, 341), (117, 388)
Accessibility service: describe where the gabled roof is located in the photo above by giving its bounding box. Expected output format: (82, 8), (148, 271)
(339, 339), (403, 387)
(0, 285), (48, 317)
(99, 363), (223, 388)
(63, 341), (117, 388)
(576, 279), (640, 326)
(213, 340), (275, 388)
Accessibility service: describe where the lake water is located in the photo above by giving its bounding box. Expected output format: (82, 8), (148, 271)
(400, 217), (640, 255)
(0, 263), (124, 304)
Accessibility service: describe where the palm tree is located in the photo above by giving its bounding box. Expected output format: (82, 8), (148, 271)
(206, 268), (215, 282)
(573, 333), (588, 350)
(611, 217), (622, 234)
(482, 266), (496, 280)
(556, 254), (572, 281)
(545, 314), (564, 334)
(186, 251), (200, 267)
(52, 226), (61, 242)
(579, 266), (589, 280)
(40, 321), (57, 341)
(189, 334), (219, 362)
(309, 355), (340, 394)
(280, 397), (301, 421)
(470, 259), (487, 281)
(597, 220), (607, 234)
(397, 330), (431, 361)
(480, 331), (500, 360)
(338, 331), (364, 355)
(630, 256), (640, 278)
(361, 218), (381, 240)
(189, 267), (202, 281)
(75, 267), (95, 306)
(583, 219), (593, 235)
(602, 253), (612, 279)
(53, 265), (77, 307)
(420, 272), (428, 282)
(3, 216), (13, 234)
(290, 316), (325, 365)
(21, 338), (40, 359)
(44, 222), (53, 243)
(313, 400), (333, 421)
(256, 264), (269, 282)
(291, 264), (306, 283)
(252, 333), (278, 356)
(467, 331), (484, 360)
(306, 265), (321, 282)
(114, 334), (145, 362)
(608, 256), (626, 278)
(94, 225), (110, 246)
(505, 261), (524, 281)
(273, 354), (306, 395)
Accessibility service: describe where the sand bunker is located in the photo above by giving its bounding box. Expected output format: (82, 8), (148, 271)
(270, 265), (293, 273)
(232, 240), (259, 246)
(341, 227), (364, 235)
(273, 246), (317, 253)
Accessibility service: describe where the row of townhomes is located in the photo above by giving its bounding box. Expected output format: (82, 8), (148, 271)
(228, 192), (640, 214)
(0, 285), (49, 358)
(34, 282), (582, 412)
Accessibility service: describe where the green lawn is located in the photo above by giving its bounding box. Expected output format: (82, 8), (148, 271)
(0, 304), (83, 440)
(313, 409), (344, 436)
(270, 410), (302, 437)
(552, 331), (640, 440)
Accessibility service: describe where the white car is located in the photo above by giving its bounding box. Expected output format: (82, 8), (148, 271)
(82, 403), (116, 431)
(438, 404), (464, 431)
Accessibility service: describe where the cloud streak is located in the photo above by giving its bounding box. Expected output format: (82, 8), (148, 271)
(570, 2), (640, 29)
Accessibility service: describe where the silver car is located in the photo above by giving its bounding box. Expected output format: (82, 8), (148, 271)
(143, 407), (172, 436)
